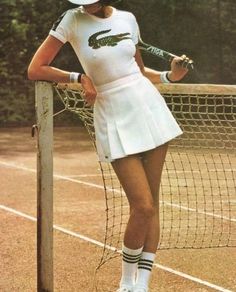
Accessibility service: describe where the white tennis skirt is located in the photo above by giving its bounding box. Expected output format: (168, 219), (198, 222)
(93, 73), (183, 162)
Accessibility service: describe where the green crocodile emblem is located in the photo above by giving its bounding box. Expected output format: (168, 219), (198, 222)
(88, 29), (131, 49)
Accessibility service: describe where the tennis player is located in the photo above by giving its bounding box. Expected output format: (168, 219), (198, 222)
(28, 0), (190, 291)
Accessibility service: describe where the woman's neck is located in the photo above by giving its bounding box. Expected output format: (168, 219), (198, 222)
(92, 6), (112, 18)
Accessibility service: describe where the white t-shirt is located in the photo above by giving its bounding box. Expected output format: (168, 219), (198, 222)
(49, 7), (141, 86)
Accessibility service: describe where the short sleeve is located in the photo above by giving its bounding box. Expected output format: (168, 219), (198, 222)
(130, 13), (140, 45)
(49, 10), (75, 43)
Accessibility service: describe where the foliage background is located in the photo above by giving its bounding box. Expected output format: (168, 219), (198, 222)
(1, 0), (235, 125)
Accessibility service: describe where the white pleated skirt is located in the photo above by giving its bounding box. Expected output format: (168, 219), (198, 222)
(93, 73), (183, 162)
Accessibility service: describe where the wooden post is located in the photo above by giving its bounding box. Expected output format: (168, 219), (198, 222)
(35, 81), (54, 292)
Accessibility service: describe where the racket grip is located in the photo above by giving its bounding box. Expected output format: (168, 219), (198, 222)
(159, 52), (194, 70)
(138, 41), (194, 70)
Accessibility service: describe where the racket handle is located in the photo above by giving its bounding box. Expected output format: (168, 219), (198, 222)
(138, 41), (194, 70)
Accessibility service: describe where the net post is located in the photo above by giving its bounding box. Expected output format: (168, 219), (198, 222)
(35, 81), (54, 292)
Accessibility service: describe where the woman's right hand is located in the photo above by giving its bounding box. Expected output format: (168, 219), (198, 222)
(81, 74), (97, 106)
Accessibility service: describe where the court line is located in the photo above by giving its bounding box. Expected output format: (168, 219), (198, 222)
(161, 202), (236, 222)
(66, 168), (236, 178)
(0, 160), (235, 223)
(66, 174), (104, 178)
(0, 204), (234, 292)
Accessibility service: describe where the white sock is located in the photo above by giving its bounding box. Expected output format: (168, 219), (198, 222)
(135, 251), (156, 290)
(120, 244), (143, 288)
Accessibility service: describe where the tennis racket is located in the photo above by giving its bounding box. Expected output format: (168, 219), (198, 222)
(138, 37), (194, 70)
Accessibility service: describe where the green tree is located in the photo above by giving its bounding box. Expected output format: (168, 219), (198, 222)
(1, 0), (235, 125)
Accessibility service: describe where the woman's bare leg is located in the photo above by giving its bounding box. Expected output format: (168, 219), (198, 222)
(134, 143), (168, 291)
(112, 145), (168, 290)
(141, 143), (168, 252)
(111, 154), (155, 249)
(112, 154), (155, 290)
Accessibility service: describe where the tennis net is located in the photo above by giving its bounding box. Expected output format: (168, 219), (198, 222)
(54, 83), (236, 268)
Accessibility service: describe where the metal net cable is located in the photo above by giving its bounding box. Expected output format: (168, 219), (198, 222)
(54, 83), (236, 270)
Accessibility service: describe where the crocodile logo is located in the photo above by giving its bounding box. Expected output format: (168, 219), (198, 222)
(88, 29), (131, 49)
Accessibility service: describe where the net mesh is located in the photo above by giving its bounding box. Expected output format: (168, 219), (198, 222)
(54, 83), (236, 268)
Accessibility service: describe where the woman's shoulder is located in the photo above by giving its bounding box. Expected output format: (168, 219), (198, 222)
(64, 7), (85, 17)
(51, 7), (85, 32)
(116, 8), (135, 18)
(59, 6), (88, 20)
(115, 8), (137, 21)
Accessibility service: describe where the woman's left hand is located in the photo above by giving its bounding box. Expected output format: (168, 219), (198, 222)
(81, 74), (97, 106)
(168, 55), (192, 82)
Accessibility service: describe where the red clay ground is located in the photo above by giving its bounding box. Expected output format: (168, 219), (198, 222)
(0, 127), (235, 292)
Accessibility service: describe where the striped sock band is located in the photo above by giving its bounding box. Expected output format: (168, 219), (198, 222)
(138, 258), (154, 271)
(120, 245), (143, 288)
(135, 252), (156, 290)
(123, 250), (142, 264)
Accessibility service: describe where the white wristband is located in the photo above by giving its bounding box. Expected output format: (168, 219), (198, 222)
(69, 72), (81, 83)
(160, 71), (171, 84)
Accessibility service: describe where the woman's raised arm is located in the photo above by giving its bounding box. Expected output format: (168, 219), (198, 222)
(28, 35), (71, 83)
(28, 35), (97, 104)
(134, 46), (189, 84)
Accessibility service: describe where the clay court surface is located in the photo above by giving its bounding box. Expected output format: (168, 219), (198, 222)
(0, 127), (235, 292)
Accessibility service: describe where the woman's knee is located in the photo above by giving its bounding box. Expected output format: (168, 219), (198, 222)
(132, 202), (156, 221)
